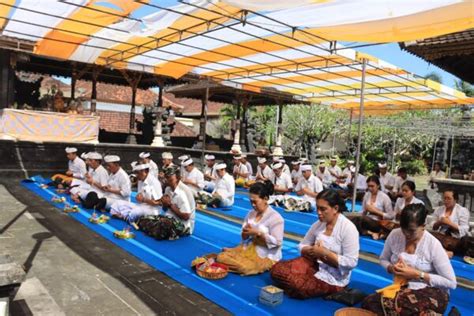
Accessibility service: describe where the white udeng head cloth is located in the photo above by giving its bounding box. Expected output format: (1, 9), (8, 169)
(80, 152), (89, 160)
(257, 157), (267, 164)
(162, 152), (173, 159)
(87, 152), (102, 160)
(182, 158), (193, 167)
(205, 154), (215, 160)
(291, 161), (301, 165)
(178, 154), (189, 161)
(330, 156), (338, 161)
(233, 155), (242, 160)
(65, 147), (77, 154)
(104, 155), (120, 163)
(350, 166), (356, 173)
(133, 163), (150, 172)
(378, 163), (387, 168)
(347, 160), (355, 164)
(215, 163), (227, 170)
(300, 164), (312, 172)
(139, 152), (151, 159)
(272, 162), (283, 170)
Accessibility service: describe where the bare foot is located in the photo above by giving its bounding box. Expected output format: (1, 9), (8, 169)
(446, 251), (454, 259)
(368, 231), (380, 240)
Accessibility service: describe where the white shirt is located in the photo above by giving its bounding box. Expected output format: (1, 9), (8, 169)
(282, 164), (291, 178)
(257, 165), (274, 180)
(381, 229), (456, 291)
(213, 173), (235, 204)
(69, 157), (87, 179)
(243, 207), (284, 261)
(271, 172), (293, 192)
(299, 214), (359, 287)
(105, 168), (131, 201)
(137, 173), (163, 213)
(184, 167), (205, 194)
(164, 182), (195, 234)
(342, 167), (352, 179)
(345, 173), (367, 190)
(433, 204), (470, 238)
(316, 168), (333, 187)
(393, 176), (414, 193)
(429, 170), (445, 189)
(394, 196), (424, 214)
(233, 163), (249, 180)
(295, 174), (323, 206)
(362, 191), (394, 220)
(204, 164), (218, 183)
(328, 165), (342, 182)
(148, 159), (159, 178)
(245, 161), (253, 177)
(89, 165), (109, 187)
(379, 172), (395, 193)
(291, 168), (302, 183)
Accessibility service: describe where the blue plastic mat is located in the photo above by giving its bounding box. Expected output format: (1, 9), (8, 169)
(21, 177), (473, 315)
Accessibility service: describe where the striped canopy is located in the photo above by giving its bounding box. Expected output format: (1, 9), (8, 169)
(1, 0), (473, 114)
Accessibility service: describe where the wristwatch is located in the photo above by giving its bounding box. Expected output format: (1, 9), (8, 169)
(420, 271), (425, 281)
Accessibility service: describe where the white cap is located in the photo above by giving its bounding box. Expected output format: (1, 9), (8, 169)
(215, 163), (227, 170)
(272, 162), (283, 170)
(257, 157), (267, 164)
(241, 154), (247, 158)
(80, 152), (89, 159)
(182, 158), (193, 167)
(139, 152), (151, 159)
(330, 156), (338, 161)
(301, 164), (312, 172)
(378, 163), (387, 168)
(133, 163), (150, 172)
(347, 160), (355, 164)
(65, 147), (77, 154)
(273, 156), (282, 162)
(205, 154), (215, 160)
(319, 161), (326, 167)
(298, 158), (308, 163)
(162, 152), (173, 159)
(233, 155), (242, 160)
(350, 166), (356, 172)
(178, 154), (189, 161)
(87, 152), (102, 160)
(291, 161), (301, 165)
(131, 161), (138, 168)
(104, 155), (120, 163)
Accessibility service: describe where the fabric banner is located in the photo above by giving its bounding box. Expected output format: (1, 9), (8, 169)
(0, 109), (99, 143)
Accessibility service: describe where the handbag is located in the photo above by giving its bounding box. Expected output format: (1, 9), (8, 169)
(324, 288), (368, 306)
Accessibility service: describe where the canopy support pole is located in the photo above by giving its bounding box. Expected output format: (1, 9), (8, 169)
(351, 59), (367, 212)
(200, 83), (209, 164)
(151, 80), (165, 147)
(391, 134), (396, 173)
(231, 97), (242, 153)
(448, 134), (454, 178)
(90, 68), (98, 114)
(71, 68), (76, 100)
(273, 100), (284, 157)
(431, 138), (438, 172)
(240, 101), (248, 151)
(347, 109), (353, 154)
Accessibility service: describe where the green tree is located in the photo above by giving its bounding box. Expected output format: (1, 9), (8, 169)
(454, 80), (474, 97)
(424, 72), (443, 83)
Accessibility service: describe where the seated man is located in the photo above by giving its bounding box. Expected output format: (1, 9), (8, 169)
(52, 147), (87, 186)
(290, 161), (302, 185)
(241, 154), (253, 177)
(110, 162), (162, 222)
(102, 155), (131, 209)
(256, 157), (273, 182)
(315, 161), (333, 188)
(70, 152), (108, 203)
(198, 163), (235, 208)
(328, 156), (342, 184)
(181, 158), (205, 195)
(294, 164), (323, 211)
(343, 166), (367, 200)
(178, 154), (190, 178)
(390, 167), (413, 199)
(138, 152), (159, 178)
(271, 162), (293, 195)
(159, 152), (175, 187)
(233, 155), (249, 185)
(378, 162), (394, 194)
(203, 154), (218, 192)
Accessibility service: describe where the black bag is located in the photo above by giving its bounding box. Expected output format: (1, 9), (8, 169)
(323, 288), (368, 306)
(80, 192), (107, 210)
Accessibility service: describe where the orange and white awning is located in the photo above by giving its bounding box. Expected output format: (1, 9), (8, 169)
(1, 0), (473, 114)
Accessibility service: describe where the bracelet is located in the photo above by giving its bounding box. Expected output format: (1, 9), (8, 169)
(420, 271), (425, 281)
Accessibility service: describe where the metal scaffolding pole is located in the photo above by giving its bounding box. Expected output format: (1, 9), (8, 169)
(200, 84), (209, 164)
(351, 59), (367, 212)
(448, 134), (455, 178)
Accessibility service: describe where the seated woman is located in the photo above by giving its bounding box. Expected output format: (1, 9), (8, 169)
(271, 189), (359, 299)
(216, 181), (284, 275)
(362, 204), (456, 315)
(350, 176), (394, 240)
(394, 180), (424, 219)
(431, 190), (470, 257)
(110, 162), (162, 222)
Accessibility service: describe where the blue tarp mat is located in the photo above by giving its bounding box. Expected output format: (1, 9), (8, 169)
(21, 177), (473, 315)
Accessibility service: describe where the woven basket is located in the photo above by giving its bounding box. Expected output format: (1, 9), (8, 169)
(334, 307), (376, 316)
(196, 262), (228, 280)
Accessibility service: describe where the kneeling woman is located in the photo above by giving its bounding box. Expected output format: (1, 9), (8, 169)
(362, 204), (456, 315)
(351, 176), (394, 240)
(271, 189), (359, 299)
(216, 181), (284, 275)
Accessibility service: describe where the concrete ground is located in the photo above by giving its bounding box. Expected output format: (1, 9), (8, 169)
(0, 179), (230, 316)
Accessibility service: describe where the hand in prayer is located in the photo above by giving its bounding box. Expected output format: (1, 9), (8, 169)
(66, 170), (73, 176)
(438, 216), (452, 226)
(393, 257), (420, 280)
(242, 224), (259, 238)
(161, 195), (171, 207)
(136, 193), (144, 203)
(85, 174), (93, 185)
(365, 203), (376, 214)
